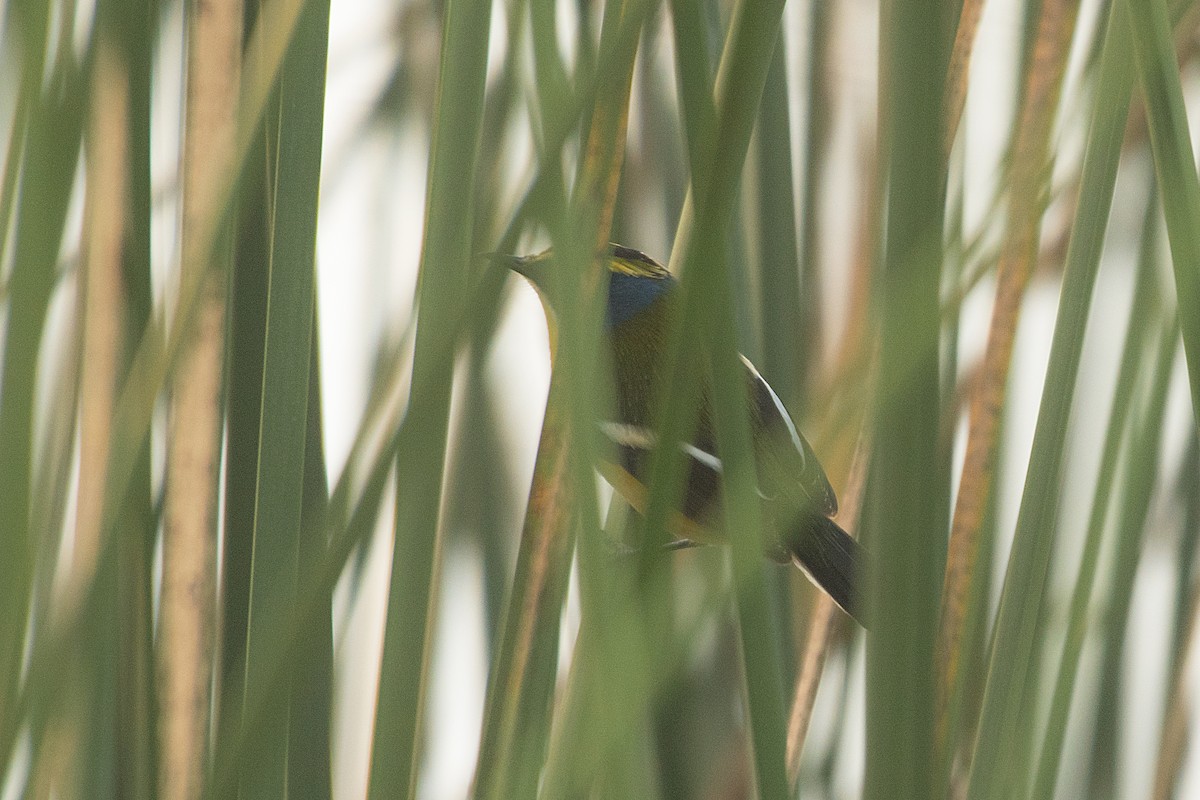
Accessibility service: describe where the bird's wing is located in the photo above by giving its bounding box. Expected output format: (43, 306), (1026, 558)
(597, 421), (724, 533)
(740, 355), (838, 517)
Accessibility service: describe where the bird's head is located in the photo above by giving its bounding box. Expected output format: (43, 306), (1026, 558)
(502, 244), (676, 330)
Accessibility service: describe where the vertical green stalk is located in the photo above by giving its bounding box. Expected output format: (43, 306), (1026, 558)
(754, 41), (802, 409)
(530, 0), (573, 139)
(470, 413), (575, 800)
(0, 6), (81, 751)
(633, 0), (717, 565)
(223, 60), (273, 775)
(290, 310), (333, 800)
(537, 3), (658, 795)
(1083, 316), (1177, 800)
(112, 0), (159, 797)
(1166, 434), (1199, 699)
(940, 0), (1078, 738)
(367, 0), (492, 795)
(933, 137), (964, 790)
(1125, 0), (1200, 428)
(668, 1), (797, 796)
(1152, 431), (1200, 799)
(472, 40), (641, 799)
(472, 196), (594, 798)
(964, 6), (1131, 798)
(865, 1), (946, 799)
(796, 0), (831, 414)
(669, 0), (717, 179)
(1030, 165), (1154, 800)
(237, 0), (331, 795)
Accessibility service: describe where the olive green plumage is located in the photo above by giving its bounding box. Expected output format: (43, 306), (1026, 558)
(508, 245), (867, 626)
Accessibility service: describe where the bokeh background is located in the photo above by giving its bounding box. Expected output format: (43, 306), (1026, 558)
(1, 0), (1199, 798)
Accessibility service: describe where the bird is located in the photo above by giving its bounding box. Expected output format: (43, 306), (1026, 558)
(505, 244), (868, 626)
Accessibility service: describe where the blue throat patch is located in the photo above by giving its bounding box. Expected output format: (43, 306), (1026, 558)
(606, 272), (675, 329)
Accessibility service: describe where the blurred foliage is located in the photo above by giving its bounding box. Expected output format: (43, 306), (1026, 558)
(1, 0), (1199, 799)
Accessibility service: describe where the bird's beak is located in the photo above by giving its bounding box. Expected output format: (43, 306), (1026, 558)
(481, 251), (541, 280)
(508, 255), (537, 280)
(486, 251), (559, 358)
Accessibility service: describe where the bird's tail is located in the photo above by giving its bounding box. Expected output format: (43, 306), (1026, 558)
(788, 515), (869, 628)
